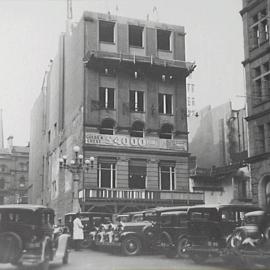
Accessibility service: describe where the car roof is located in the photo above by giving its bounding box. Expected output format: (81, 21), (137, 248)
(245, 210), (265, 217)
(0, 204), (53, 212)
(65, 212), (112, 216)
(188, 204), (260, 210)
(161, 210), (187, 216)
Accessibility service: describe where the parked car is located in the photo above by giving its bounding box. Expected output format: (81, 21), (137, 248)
(227, 210), (270, 268)
(64, 211), (112, 248)
(0, 204), (69, 270)
(158, 208), (189, 258)
(185, 204), (260, 264)
(90, 206), (189, 256)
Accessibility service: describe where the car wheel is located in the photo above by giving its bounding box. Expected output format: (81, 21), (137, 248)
(121, 236), (142, 256)
(230, 230), (246, 248)
(176, 237), (189, 259)
(190, 252), (208, 264)
(80, 239), (91, 249)
(0, 232), (22, 264)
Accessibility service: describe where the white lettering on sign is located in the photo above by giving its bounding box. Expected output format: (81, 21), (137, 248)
(85, 133), (187, 152)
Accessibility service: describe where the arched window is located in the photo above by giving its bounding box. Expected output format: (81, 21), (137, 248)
(0, 178), (4, 189)
(159, 124), (173, 139)
(100, 119), (115, 135)
(130, 121), (144, 137)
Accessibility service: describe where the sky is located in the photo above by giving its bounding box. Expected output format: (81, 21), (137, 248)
(0, 0), (245, 146)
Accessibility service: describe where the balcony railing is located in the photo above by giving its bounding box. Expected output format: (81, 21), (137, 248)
(79, 188), (204, 204)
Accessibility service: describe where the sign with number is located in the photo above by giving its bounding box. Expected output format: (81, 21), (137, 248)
(85, 132), (187, 152)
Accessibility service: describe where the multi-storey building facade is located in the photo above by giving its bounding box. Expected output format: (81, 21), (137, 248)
(29, 11), (203, 219)
(0, 136), (29, 204)
(241, 0), (270, 208)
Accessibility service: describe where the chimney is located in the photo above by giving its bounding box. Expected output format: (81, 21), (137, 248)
(7, 135), (13, 152)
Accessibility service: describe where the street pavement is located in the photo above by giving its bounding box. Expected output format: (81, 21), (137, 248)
(0, 249), (231, 270)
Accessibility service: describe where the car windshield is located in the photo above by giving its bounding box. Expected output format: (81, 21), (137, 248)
(143, 211), (157, 222)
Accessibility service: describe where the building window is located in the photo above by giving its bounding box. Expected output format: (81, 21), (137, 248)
(129, 159), (146, 189)
(129, 25), (143, 47)
(159, 162), (175, 190)
(99, 20), (115, 43)
(99, 87), (114, 109)
(249, 9), (268, 49)
(130, 90), (144, 112)
(0, 179), (4, 189)
(238, 180), (247, 199)
(158, 93), (173, 114)
(100, 118), (115, 135)
(159, 124), (173, 139)
(157, 29), (171, 51)
(130, 121), (144, 137)
(97, 159), (116, 188)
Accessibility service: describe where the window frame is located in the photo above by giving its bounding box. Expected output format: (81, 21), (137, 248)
(99, 87), (115, 110)
(159, 163), (175, 191)
(129, 25), (144, 48)
(157, 29), (172, 51)
(130, 90), (144, 112)
(158, 93), (173, 115)
(99, 20), (116, 43)
(97, 161), (116, 189)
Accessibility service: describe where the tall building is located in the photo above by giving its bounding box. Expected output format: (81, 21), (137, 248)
(241, 0), (270, 208)
(29, 11), (203, 219)
(0, 136), (29, 204)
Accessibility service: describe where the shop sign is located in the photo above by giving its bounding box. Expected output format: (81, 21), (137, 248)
(85, 132), (187, 151)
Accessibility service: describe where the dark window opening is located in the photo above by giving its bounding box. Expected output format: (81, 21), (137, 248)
(160, 164), (175, 190)
(97, 161), (116, 188)
(100, 118), (115, 135)
(130, 90), (144, 112)
(129, 25), (143, 47)
(130, 121), (144, 137)
(129, 159), (146, 189)
(159, 124), (173, 139)
(99, 20), (115, 43)
(99, 87), (114, 109)
(158, 93), (172, 114)
(157, 29), (171, 51)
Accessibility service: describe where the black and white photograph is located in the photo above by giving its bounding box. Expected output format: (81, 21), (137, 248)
(0, 0), (270, 269)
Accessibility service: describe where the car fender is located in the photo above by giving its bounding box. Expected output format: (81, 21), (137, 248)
(120, 232), (141, 241)
(55, 234), (70, 260)
(177, 234), (187, 243)
(160, 231), (173, 246)
(41, 236), (51, 262)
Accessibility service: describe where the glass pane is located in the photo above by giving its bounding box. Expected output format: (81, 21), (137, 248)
(166, 94), (172, 114)
(107, 88), (114, 109)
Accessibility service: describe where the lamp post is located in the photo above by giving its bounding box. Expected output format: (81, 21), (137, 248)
(59, 146), (94, 213)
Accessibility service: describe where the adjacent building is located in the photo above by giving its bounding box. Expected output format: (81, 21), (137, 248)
(0, 136), (29, 204)
(29, 11), (203, 219)
(241, 0), (270, 208)
(188, 101), (251, 204)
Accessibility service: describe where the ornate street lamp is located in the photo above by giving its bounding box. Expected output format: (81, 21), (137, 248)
(59, 146), (94, 212)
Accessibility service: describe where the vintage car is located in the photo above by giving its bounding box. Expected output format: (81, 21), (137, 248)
(227, 210), (270, 268)
(185, 204), (260, 264)
(64, 211), (112, 248)
(158, 207), (189, 258)
(0, 204), (69, 270)
(90, 206), (189, 256)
